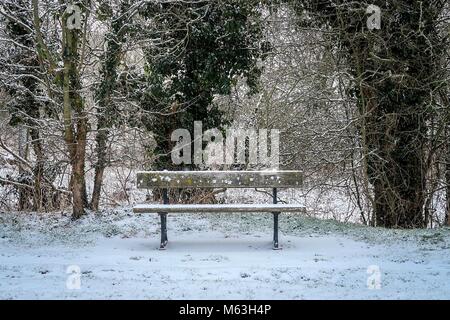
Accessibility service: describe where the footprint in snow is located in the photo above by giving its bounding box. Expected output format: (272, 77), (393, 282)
(201, 255), (229, 262)
(129, 256), (144, 261)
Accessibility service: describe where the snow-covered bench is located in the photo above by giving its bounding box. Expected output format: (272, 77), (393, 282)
(133, 170), (304, 249)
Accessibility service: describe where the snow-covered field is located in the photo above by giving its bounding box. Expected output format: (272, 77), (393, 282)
(0, 208), (449, 299)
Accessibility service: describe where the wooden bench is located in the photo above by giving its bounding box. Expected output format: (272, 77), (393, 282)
(133, 170), (304, 249)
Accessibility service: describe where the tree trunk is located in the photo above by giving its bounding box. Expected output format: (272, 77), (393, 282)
(90, 116), (108, 211)
(367, 109), (426, 228)
(72, 127), (87, 219)
(29, 126), (44, 211)
(61, 3), (88, 219)
(341, 1), (442, 229)
(89, 2), (131, 211)
(446, 125), (450, 227)
(17, 126), (29, 210)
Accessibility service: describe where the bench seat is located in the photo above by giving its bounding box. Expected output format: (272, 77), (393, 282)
(133, 203), (305, 213)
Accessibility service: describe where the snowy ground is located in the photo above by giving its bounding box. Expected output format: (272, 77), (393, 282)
(0, 208), (449, 299)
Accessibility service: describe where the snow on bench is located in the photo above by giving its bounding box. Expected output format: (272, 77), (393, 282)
(133, 170), (304, 249)
(133, 203), (306, 213)
(136, 170), (303, 188)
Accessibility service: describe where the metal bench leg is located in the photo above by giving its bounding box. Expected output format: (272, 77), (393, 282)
(273, 212), (280, 250)
(159, 213), (168, 250)
(272, 187), (281, 250)
(159, 188), (169, 250)
(163, 214), (168, 243)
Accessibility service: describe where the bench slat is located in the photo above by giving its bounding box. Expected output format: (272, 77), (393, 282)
(133, 203), (305, 213)
(136, 170), (303, 188)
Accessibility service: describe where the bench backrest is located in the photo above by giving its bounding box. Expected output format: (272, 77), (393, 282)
(136, 171), (302, 189)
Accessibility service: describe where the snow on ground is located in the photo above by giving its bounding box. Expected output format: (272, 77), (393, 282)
(0, 208), (449, 299)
